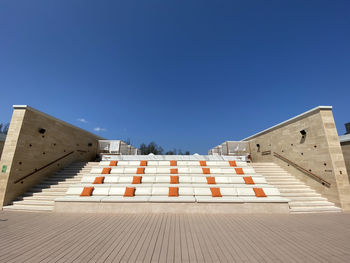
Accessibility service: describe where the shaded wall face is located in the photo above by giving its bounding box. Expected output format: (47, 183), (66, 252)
(0, 141), (4, 159)
(247, 109), (350, 210)
(341, 142), (350, 180)
(0, 108), (100, 206)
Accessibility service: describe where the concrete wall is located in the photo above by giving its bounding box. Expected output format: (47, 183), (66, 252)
(0, 141), (4, 159)
(244, 106), (350, 211)
(0, 105), (102, 207)
(341, 142), (350, 179)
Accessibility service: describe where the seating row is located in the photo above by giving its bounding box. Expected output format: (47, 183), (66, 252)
(80, 175), (267, 184)
(101, 155), (248, 161)
(98, 160), (247, 167)
(61, 185), (286, 203)
(90, 167), (255, 175)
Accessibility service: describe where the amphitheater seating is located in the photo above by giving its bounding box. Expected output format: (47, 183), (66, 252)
(58, 156), (288, 205)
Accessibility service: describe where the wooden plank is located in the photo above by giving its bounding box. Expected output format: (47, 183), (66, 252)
(1, 211), (350, 262)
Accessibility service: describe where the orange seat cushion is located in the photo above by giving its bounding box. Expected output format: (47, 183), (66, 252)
(170, 160), (177, 166)
(229, 160), (237, 167)
(253, 188), (267, 197)
(170, 176), (179, 184)
(170, 168), (178, 174)
(140, 160), (148, 166)
(200, 161), (207, 166)
(202, 168), (210, 174)
(206, 177), (216, 184)
(210, 188), (222, 197)
(168, 187), (179, 197)
(124, 187), (136, 197)
(235, 168), (244, 174)
(136, 167), (145, 174)
(243, 176), (255, 184)
(93, 176), (105, 184)
(109, 161), (118, 166)
(80, 187), (94, 196)
(102, 167), (111, 174)
(132, 176), (142, 184)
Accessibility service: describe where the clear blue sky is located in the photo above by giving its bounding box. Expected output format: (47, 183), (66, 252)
(0, 0), (349, 154)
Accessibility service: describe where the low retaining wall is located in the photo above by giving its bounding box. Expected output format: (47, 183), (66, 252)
(54, 202), (290, 214)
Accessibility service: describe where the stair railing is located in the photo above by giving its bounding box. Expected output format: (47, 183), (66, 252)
(273, 152), (331, 188)
(14, 151), (75, 184)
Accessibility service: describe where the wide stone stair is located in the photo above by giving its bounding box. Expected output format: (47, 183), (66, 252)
(251, 162), (342, 213)
(2, 162), (97, 212)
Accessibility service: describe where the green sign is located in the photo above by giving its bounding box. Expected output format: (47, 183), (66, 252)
(2, 165), (7, 173)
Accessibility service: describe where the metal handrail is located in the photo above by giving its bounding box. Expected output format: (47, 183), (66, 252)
(14, 151), (74, 184)
(273, 152), (331, 187)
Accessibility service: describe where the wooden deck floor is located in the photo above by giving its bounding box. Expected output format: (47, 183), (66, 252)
(1, 211), (350, 262)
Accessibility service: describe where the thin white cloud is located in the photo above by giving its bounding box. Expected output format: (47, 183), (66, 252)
(77, 118), (88, 123)
(94, 127), (107, 132)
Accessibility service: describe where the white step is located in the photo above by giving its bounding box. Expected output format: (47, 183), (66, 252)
(270, 184), (309, 188)
(31, 188), (67, 193)
(25, 192), (65, 197)
(290, 206), (342, 213)
(286, 196), (327, 201)
(21, 196), (58, 201)
(3, 205), (53, 212)
(268, 183), (304, 187)
(289, 201), (335, 207)
(282, 192), (322, 197)
(279, 188), (316, 193)
(13, 200), (55, 206)
(35, 183), (70, 188)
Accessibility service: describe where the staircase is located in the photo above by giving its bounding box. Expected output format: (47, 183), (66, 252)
(251, 163), (341, 213)
(2, 162), (96, 212)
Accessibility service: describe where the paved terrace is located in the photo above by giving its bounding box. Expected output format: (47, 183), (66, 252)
(1, 212), (350, 262)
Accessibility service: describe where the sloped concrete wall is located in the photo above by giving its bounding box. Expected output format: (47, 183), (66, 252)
(341, 142), (350, 180)
(0, 106), (102, 207)
(244, 107), (350, 211)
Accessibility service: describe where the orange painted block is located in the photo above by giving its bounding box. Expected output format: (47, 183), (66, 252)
(136, 168), (145, 174)
(169, 187), (179, 197)
(109, 161), (118, 166)
(200, 161), (207, 166)
(253, 188), (267, 197)
(235, 168), (244, 174)
(80, 187), (94, 196)
(202, 168), (211, 174)
(132, 176), (142, 184)
(102, 167), (111, 174)
(140, 160), (148, 166)
(243, 176), (254, 184)
(170, 168), (178, 174)
(170, 176), (179, 184)
(93, 176), (105, 184)
(210, 188), (222, 197)
(124, 187), (136, 197)
(229, 160), (237, 167)
(170, 160), (177, 166)
(206, 177), (216, 184)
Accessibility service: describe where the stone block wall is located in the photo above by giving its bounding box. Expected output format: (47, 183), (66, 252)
(341, 142), (350, 180)
(0, 106), (102, 207)
(244, 107), (350, 210)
